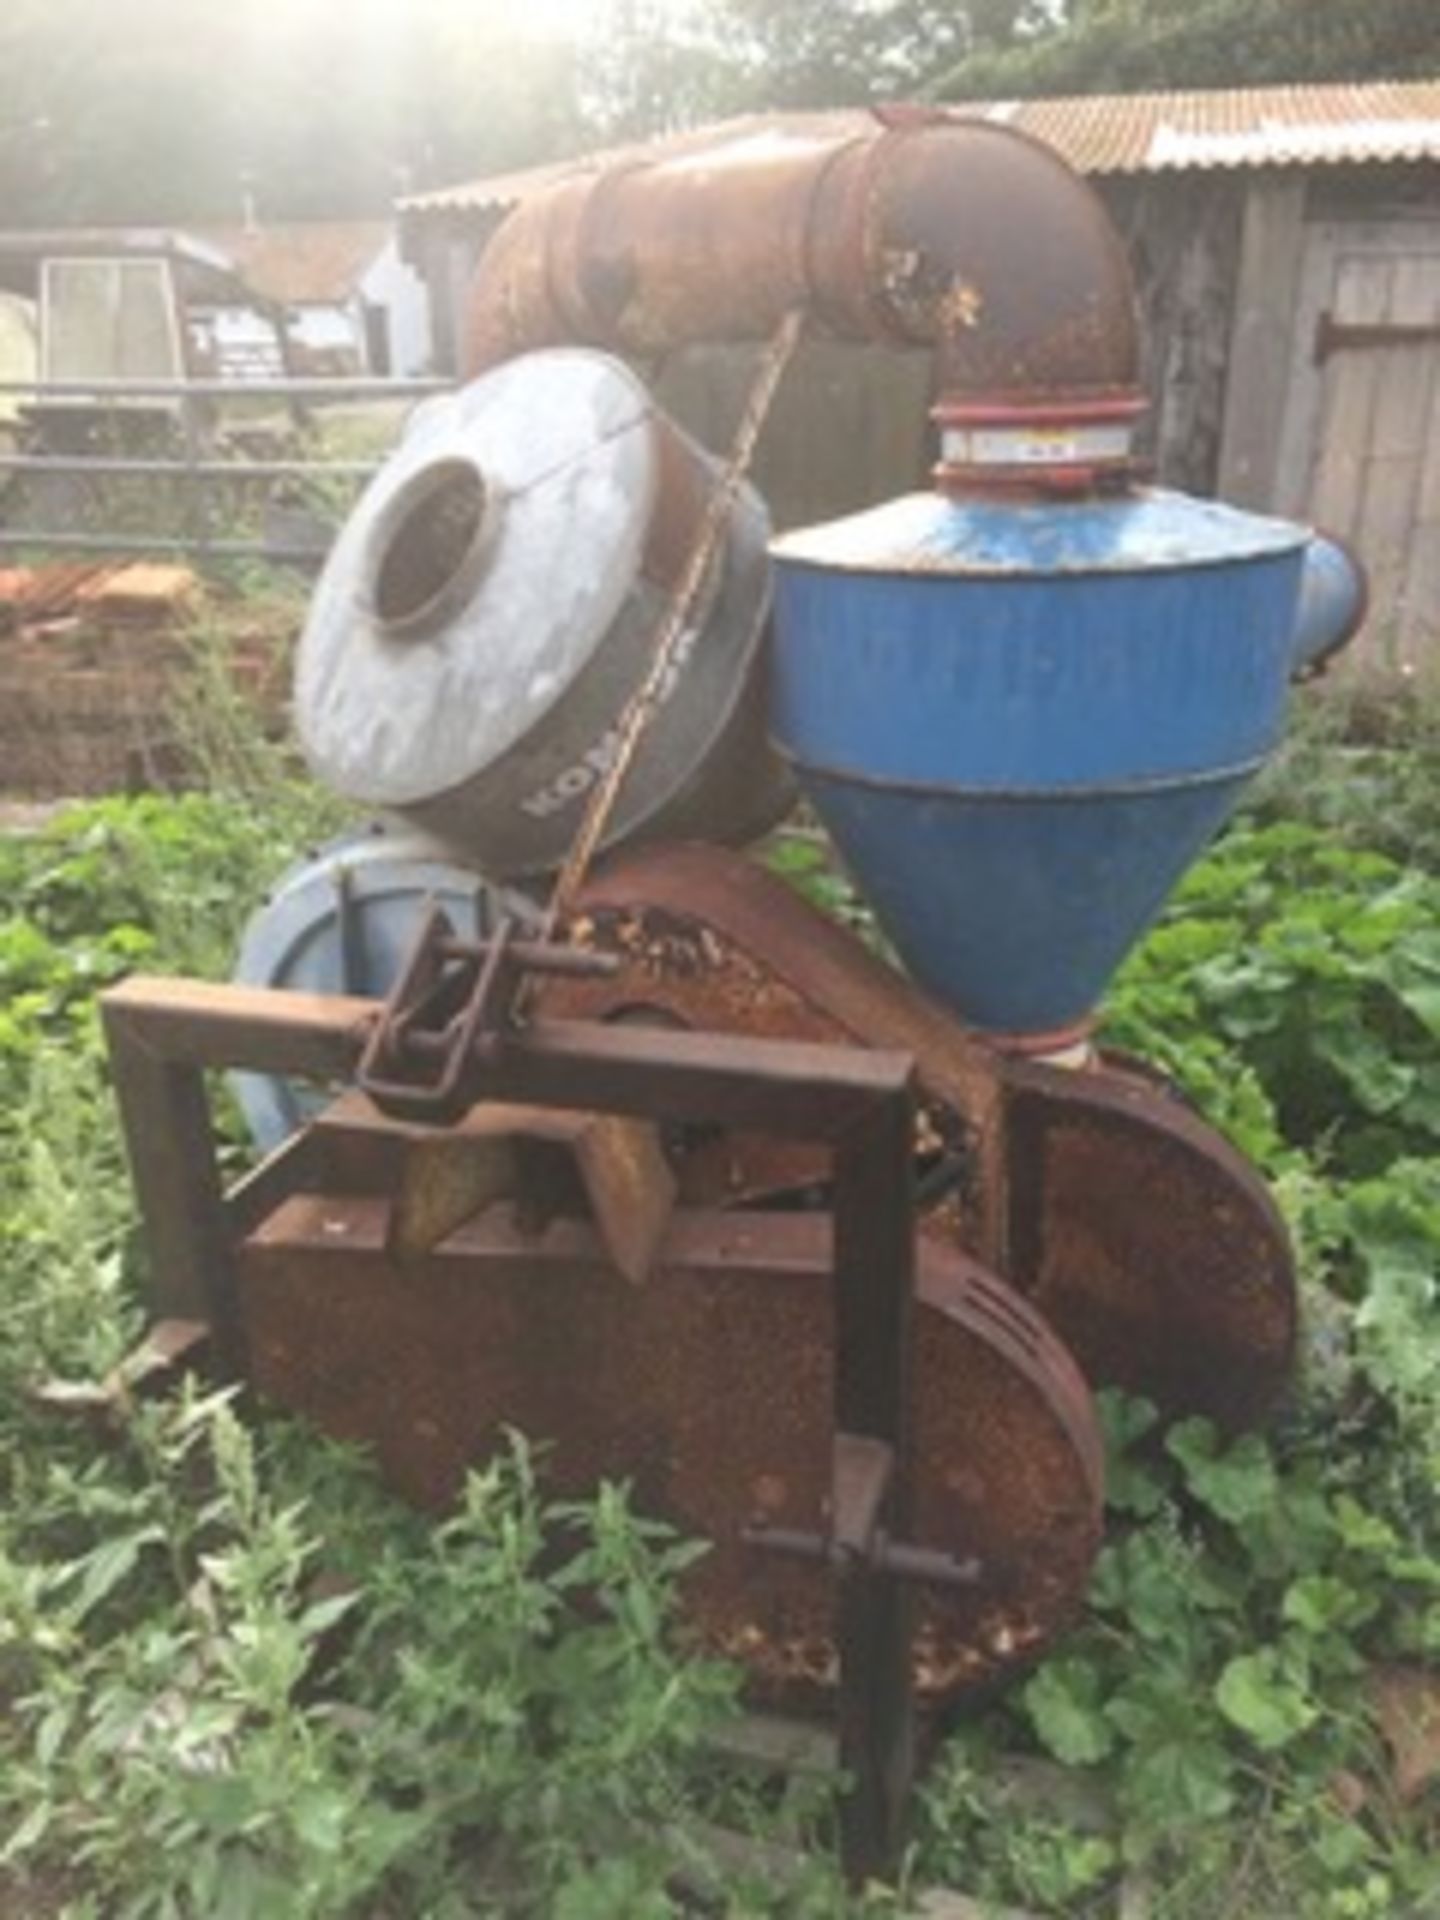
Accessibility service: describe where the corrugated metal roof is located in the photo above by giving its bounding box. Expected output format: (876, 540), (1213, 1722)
(400, 112), (867, 216)
(399, 80), (1440, 219)
(195, 222), (389, 306)
(984, 80), (1440, 173)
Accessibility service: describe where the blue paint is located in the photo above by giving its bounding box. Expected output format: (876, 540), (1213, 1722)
(231, 829), (534, 1148)
(1291, 533), (1366, 676)
(807, 771), (1249, 1036)
(769, 486), (1309, 1036)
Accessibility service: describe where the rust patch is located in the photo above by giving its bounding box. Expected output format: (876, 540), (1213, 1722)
(239, 1193), (1101, 1705)
(542, 843), (1297, 1427)
(1001, 1059), (1298, 1427)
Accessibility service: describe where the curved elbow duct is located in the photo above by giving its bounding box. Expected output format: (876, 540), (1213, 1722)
(463, 111), (1143, 462)
(1290, 531), (1368, 679)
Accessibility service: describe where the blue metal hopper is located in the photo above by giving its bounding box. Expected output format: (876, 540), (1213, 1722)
(769, 488), (1315, 1039)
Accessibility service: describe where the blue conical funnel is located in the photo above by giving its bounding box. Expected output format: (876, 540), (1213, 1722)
(770, 489), (1310, 1039)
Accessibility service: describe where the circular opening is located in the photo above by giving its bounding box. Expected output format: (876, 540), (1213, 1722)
(372, 458), (490, 635)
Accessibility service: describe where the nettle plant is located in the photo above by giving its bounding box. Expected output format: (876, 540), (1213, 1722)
(4, 1395), (839, 1920)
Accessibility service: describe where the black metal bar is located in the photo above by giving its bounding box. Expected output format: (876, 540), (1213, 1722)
(834, 1100), (915, 1445)
(831, 1090), (917, 1885)
(333, 863), (364, 999)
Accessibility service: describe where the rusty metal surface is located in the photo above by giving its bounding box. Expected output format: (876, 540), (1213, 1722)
(103, 973), (377, 1077)
(101, 969), (932, 1331)
(821, 119), (1138, 402)
(558, 845), (991, 1103)
(103, 966), (936, 1881)
(463, 116), (1140, 413)
(542, 841), (1002, 1225)
(390, 1102), (675, 1282)
(107, 943), (1295, 1433)
(239, 1188), (1101, 1704)
(1002, 1058), (1297, 1429)
(104, 923), (1291, 1875)
(538, 843), (1297, 1425)
(357, 910), (624, 1124)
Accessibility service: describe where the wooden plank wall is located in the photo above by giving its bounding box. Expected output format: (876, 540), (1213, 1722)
(655, 339), (935, 531)
(1270, 208), (1440, 680)
(1108, 174), (1245, 496)
(1217, 176), (1308, 509)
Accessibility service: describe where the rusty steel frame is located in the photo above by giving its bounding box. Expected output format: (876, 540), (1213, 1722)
(100, 972), (923, 1883)
(538, 842), (1299, 1430)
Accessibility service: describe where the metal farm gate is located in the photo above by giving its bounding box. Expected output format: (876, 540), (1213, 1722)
(0, 374), (447, 566)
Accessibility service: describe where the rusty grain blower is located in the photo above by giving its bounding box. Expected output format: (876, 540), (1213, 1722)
(102, 113), (1364, 1879)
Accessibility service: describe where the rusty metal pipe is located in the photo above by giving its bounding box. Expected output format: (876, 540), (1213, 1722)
(463, 109), (1141, 420)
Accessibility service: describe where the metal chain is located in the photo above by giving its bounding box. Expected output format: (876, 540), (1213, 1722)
(544, 308), (805, 931)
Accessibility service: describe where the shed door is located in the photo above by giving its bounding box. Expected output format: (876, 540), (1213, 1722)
(1276, 220), (1440, 678)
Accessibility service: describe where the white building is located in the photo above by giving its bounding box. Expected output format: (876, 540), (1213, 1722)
(192, 222), (434, 378)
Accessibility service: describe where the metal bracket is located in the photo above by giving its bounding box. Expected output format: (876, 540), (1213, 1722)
(744, 1432), (980, 1589)
(355, 906), (618, 1122)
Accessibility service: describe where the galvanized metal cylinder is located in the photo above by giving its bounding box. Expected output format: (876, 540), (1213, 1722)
(295, 349), (791, 876)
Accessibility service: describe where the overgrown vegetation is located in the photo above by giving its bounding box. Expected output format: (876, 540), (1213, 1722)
(0, 758), (859, 1917)
(0, 681), (1438, 1915)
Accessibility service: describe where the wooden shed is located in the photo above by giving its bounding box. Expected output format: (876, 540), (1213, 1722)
(398, 82), (1440, 678)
